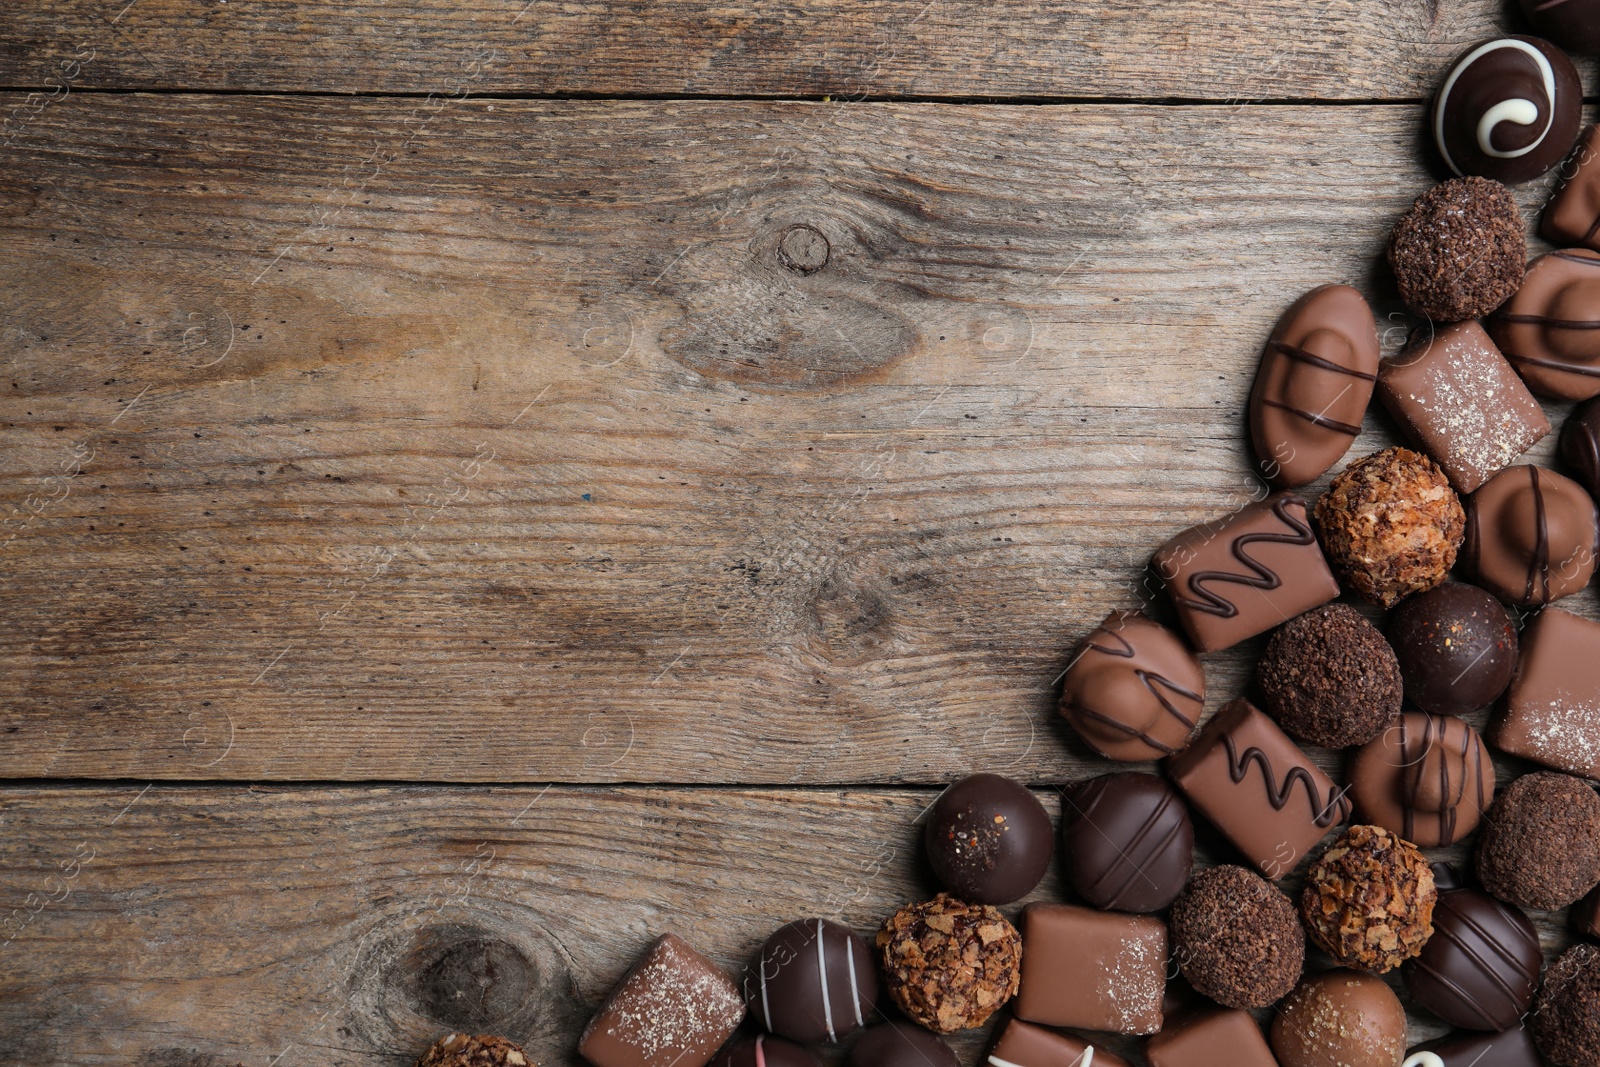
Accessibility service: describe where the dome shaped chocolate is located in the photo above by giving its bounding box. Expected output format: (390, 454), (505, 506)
(1402, 865), (1542, 1032)
(711, 1037), (821, 1067)
(1060, 771), (1192, 913)
(1059, 611), (1204, 761)
(1345, 712), (1494, 849)
(1433, 36), (1583, 185)
(1463, 465), (1598, 607)
(742, 919), (876, 1044)
(925, 773), (1052, 905)
(1388, 583), (1517, 715)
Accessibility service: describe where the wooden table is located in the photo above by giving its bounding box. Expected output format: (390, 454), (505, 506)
(0, 2), (1590, 1063)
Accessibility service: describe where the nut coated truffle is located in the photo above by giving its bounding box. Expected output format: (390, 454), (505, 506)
(1476, 771), (1600, 910)
(1299, 825), (1437, 974)
(875, 893), (1022, 1033)
(416, 1034), (532, 1067)
(924, 773), (1053, 905)
(1387, 176), (1527, 322)
(1169, 864), (1305, 1010)
(1256, 603), (1403, 748)
(1314, 447), (1465, 607)
(1269, 970), (1407, 1067)
(1534, 944), (1600, 1067)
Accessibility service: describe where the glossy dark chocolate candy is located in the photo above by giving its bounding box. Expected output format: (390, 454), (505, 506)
(1388, 583), (1518, 715)
(845, 1022), (959, 1067)
(1433, 36), (1583, 184)
(1575, 884), (1600, 939)
(1145, 1008), (1278, 1067)
(1059, 611), (1205, 762)
(709, 1036), (820, 1067)
(741, 919), (875, 1044)
(1060, 771), (1193, 913)
(1519, 0), (1600, 53)
(1014, 902), (1167, 1035)
(1346, 713), (1494, 849)
(1167, 699), (1350, 880)
(925, 773), (1052, 905)
(579, 934), (745, 1067)
(986, 1016), (1133, 1067)
(1404, 1026), (1542, 1067)
(1491, 249), (1600, 399)
(1402, 865), (1542, 1031)
(1490, 606), (1600, 779)
(1562, 394), (1600, 500)
(1248, 284), (1379, 488)
(1463, 464), (1599, 607)
(1151, 493), (1339, 654)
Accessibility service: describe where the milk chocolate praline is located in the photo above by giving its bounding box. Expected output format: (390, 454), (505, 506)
(925, 773), (1052, 906)
(1491, 249), (1600, 400)
(1463, 464), (1599, 607)
(1563, 394), (1600, 501)
(1533, 944), (1600, 1067)
(1388, 177), (1526, 322)
(1300, 825), (1437, 974)
(876, 894), (1021, 1033)
(1169, 865), (1304, 1010)
(1402, 864), (1542, 1032)
(417, 1034), (532, 1067)
(1060, 771), (1193, 913)
(1476, 771), (1600, 910)
(1388, 582), (1518, 714)
(1270, 970), (1407, 1067)
(1059, 611), (1204, 761)
(1345, 712), (1494, 848)
(710, 1037), (820, 1067)
(1257, 603), (1402, 748)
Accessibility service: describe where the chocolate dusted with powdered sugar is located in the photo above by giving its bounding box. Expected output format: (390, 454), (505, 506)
(578, 934), (745, 1067)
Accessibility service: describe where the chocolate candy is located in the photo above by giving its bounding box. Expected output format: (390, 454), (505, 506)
(1059, 611), (1205, 761)
(709, 1037), (820, 1067)
(417, 1034), (530, 1067)
(1562, 393), (1600, 499)
(1151, 493), (1339, 653)
(845, 1022), (958, 1067)
(1433, 36), (1583, 184)
(1491, 249), (1600, 400)
(1346, 712), (1494, 848)
(925, 773), (1052, 905)
(1403, 1026), (1542, 1067)
(1578, 885), (1600, 940)
(741, 919), (875, 1044)
(1270, 970), (1407, 1067)
(1389, 178), (1526, 323)
(986, 1016), (1133, 1067)
(1544, 125), (1600, 249)
(1402, 865), (1542, 1032)
(1377, 321), (1550, 494)
(1463, 464), (1598, 607)
(1014, 901), (1166, 1035)
(1170, 865), (1305, 1010)
(1518, 0), (1600, 53)
(1476, 771), (1600, 910)
(1167, 698), (1350, 880)
(1059, 771), (1193, 913)
(1531, 943), (1600, 1067)
(1491, 606), (1600, 778)
(1387, 582), (1518, 715)
(1248, 283), (1379, 489)
(1145, 1008), (1278, 1067)
(579, 934), (745, 1067)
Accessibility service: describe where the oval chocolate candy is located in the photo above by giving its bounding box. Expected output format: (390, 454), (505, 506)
(1248, 284), (1379, 488)
(1490, 248), (1600, 400)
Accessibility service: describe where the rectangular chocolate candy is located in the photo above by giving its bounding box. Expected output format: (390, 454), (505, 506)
(1144, 1008), (1277, 1067)
(1490, 606), (1600, 780)
(1151, 493), (1338, 653)
(1167, 698), (1350, 879)
(987, 1016), (1133, 1067)
(1014, 902), (1166, 1035)
(577, 933), (745, 1067)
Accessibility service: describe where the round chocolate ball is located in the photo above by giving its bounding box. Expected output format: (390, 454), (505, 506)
(1534, 944), (1600, 1067)
(924, 773), (1052, 905)
(876, 894), (1021, 1033)
(1464, 465), (1600, 608)
(1270, 970), (1407, 1067)
(742, 919), (877, 1044)
(1169, 865), (1305, 1010)
(845, 1022), (959, 1067)
(416, 1034), (531, 1067)
(1345, 712), (1495, 848)
(1060, 771), (1192, 913)
(1519, 0), (1600, 54)
(710, 1036), (821, 1067)
(1060, 611), (1205, 761)
(1300, 825), (1437, 974)
(1476, 771), (1600, 910)
(1388, 177), (1526, 322)
(1433, 36), (1583, 185)
(1402, 864), (1542, 1032)
(1257, 603), (1403, 748)
(1562, 396), (1600, 501)
(1388, 582), (1518, 714)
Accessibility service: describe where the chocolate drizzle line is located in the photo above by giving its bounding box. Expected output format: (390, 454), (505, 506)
(1270, 340), (1379, 381)
(1504, 351), (1600, 377)
(1414, 894), (1539, 1025)
(1179, 496), (1315, 619)
(1079, 783), (1188, 909)
(1219, 731), (1351, 827)
(1398, 715), (1484, 845)
(1528, 466), (1550, 604)
(1076, 627), (1202, 754)
(1262, 341), (1374, 436)
(1259, 398), (1363, 437)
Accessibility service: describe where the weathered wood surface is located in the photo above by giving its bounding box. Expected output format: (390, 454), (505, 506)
(3, 93), (1593, 782)
(0, 784), (1575, 1066)
(0, 0), (1517, 101)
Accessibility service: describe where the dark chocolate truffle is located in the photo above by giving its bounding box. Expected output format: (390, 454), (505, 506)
(1533, 943), (1600, 1067)
(1387, 177), (1527, 323)
(875, 894), (1021, 1033)
(1476, 771), (1600, 910)
(1518, 0), (1600, 54)
(845, 1022), (959, 1067)
(1060, 771), (1193, 913)
(742, 919), (876, 1044)
(1270, 970), (1407, 1067)
(1060, 611), (1205, 761)
(1563, 394), (1600, 501)
(924, 773), (1052, 905)
(1315, 448), (1465, 608)
(1300, 825), (1437, 974)
(1257, 603), (1403, 748)
(1345, 712), (1495, 848)
(1388, 582), (1518, 714)
(417, 1034), (532, 1067)
(1402, 864), (1542, 1032)
(710, 1037), (820, 1067)
(1433, 36), (1583, 185)
(1464, 464), (1599, 608)
(1169, 864), (1305, 1010)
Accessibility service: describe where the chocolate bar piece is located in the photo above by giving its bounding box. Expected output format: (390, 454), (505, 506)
(1403, 1026), (1541, 1067)
(1145, 1008), (1278, 1067)
(1151, 493), (1339, 653)
(1491, 606), (1600, 779)
(1014, 902), (1166, 1035)
(578, 934), (745, 1067)
(986, 1016), (1132, 1067)
(1167, 699), (1350, 879)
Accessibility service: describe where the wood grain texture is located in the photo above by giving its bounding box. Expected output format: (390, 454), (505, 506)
(3, 92), (1595, 782)
(0, 0), (1517, 101)
(0, 783), (1576, 1066)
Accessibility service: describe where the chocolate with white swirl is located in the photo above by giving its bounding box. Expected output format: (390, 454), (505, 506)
(1433, 35), (1582, 184)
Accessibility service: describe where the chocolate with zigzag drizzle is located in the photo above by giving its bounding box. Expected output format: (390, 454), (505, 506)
(1059, 611), (1205, 762)
(1490, 248), (1600, 400)
(1168, 699), (1350, 880)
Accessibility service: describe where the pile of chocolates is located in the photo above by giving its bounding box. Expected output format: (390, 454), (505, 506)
(409, 6), (1600, 1067)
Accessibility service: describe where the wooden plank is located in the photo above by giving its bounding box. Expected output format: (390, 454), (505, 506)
(0, 783), (1576, 1065)
(1, 94), (1592, 782)
(0, 0), (1518, 101)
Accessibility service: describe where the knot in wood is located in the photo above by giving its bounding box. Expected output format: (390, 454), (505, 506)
(406, 923), (539, 1032)
(776, 223), (830, 274)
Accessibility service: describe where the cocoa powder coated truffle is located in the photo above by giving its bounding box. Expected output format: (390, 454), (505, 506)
(1169, 864), (1305, 1010)
(1299, 824), (1437, 974)
(875, 893), (1021, 1033)
(1476, 771), (1600, 910)
(1314, 447), (1465, 607)
(1534, 943), (1600, 1067)
(417, 1034), (532, 1067)
(1388, 176), (1527, 322)
(1257, 603), (1403, 748)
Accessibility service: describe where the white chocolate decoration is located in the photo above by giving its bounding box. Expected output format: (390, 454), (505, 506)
(1403, 1054), (1447, 1067)
(1435, 38), (1557, 174)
